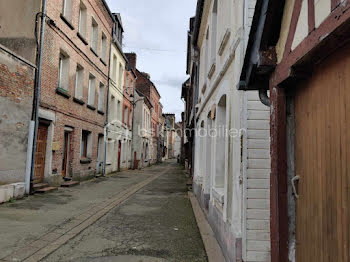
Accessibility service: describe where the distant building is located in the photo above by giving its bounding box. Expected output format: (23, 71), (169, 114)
(132, 89), (152, 169)
(135, 70), (161, 165)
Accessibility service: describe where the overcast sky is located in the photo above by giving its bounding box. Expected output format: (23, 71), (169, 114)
(106, 0), (197, 121)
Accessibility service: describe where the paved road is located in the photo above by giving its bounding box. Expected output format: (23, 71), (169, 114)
(0, 161), (207, 262)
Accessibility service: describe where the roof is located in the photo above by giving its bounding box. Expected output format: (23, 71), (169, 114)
(101, 0), (117, 25)
(112, 13), (124, 32)
(238, 0), (285, 90)
(192, 0), (205, 46)
(181, 78), (190, 99)
(135, 89), (153, 109)
(135, 69), (161, 98)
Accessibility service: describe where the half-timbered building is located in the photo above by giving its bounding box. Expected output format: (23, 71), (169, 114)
(240, 0), (350, 261)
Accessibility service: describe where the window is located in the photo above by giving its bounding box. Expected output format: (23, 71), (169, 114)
(62, 0), (73, 21)
(125, 74), (129, 93)
(75, 65), (84, 99)
(118, 63), (123, 89)
(117, 100), (121, 120)
(78, 2), (87, 37)
(101, 33), (107, 62)
(110, 95), (115, 121)
(129, 109), (132, 127)
(205, 28), (210, 75)
(91, 18), (98, 52)
(58, 52), (70, 90)
(124, 106), (128, 125)
(88, 74), (96, 106)
(81, 130), (91, 158)
(210, 0), (218, 63)
(98, 83), (105, 111)
(112, 55), (117, 82)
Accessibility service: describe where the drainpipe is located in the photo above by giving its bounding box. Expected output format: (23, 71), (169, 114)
(259, 89), (270, 107)
(103, 27), (113, 176)
(30, 0), (47, 193)
(130, 76), (137, 169)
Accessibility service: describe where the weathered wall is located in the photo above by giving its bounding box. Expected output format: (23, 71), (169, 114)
(0, 0), (41, 63)
(0, 45), (35, 184)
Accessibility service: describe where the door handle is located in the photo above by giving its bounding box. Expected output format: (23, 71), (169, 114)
(291, 176), (300, 199)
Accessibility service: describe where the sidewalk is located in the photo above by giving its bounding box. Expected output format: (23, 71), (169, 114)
(0, 164), (166, 260)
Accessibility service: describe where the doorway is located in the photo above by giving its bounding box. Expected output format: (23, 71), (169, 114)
(34, 122), (49, 183)
(97, 134), (104, 174)
(294, 44), (350, 261)
(118, 140), (121, 171)
(62, 131), (70, 178)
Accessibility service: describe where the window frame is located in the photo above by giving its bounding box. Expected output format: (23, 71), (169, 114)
(88, 73), (96, 106)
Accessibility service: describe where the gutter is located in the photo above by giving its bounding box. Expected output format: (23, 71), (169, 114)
(29, 0), (47, 193)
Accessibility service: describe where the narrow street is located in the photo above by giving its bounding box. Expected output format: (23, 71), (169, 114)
(0, 161), (207, 262)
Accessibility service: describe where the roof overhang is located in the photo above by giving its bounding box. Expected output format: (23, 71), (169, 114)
(238, 0), (285, 91)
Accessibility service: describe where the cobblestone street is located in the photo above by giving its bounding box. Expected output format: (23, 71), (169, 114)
(0, 161), (207, 262)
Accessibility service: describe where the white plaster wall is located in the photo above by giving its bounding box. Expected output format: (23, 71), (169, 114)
(315, 0), (331, 28)
(193, 0), (271, 260)
(292, 0), (308, 50)
(106, 42), (126, 174)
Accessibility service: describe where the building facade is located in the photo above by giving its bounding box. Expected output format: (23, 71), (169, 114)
(37, 0), (114, 184)
(241, 0), (350, 261)
(121, 53), (136, 170)
(106, 13), (126, 174)
(185, 0), (271, 261)
(164, 114), (176, 159)
(0, 0), (39, 193)
(135, 70), (161, 165)
(132, 89), (152, 169)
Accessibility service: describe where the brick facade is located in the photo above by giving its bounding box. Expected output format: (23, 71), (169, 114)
(39, 0), (114, 183)
(135, 69), (161, 164)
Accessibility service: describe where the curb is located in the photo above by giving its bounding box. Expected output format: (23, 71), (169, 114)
(188, 192), (226, 262)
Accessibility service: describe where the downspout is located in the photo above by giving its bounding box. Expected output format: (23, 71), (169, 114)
(259, 89), (270, 107)
(103, 26), (113, 176)
(130, 75), (137, 169)
(30, 0), (47, 194)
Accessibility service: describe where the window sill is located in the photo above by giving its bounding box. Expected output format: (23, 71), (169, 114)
(100, 58), (107, 66)
(87, 104), (96, 111)
(56, 87), (71, 99)
(208, 63), (216, 79)
(212, 187), (224, 205)
(60, 14), (75, 30)
(73, 97), (85, 105)
(97, 110), (105, 115)
(218, 29), (231, 56)
(80, 158), (92, 164)
(90, 47), (98, 57)
(77, 32), (88, 45)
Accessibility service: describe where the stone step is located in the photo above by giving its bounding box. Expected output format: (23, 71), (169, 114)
(61, 181), (80, 188)
(33, 183), (49, 191)
(35, 187), (58, 194)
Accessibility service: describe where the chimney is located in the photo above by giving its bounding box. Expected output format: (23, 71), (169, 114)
(125, 53), (137, 72)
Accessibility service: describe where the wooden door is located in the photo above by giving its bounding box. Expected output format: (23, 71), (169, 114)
(294, 44), (350, 261)
(34, 123), (48, 183)
(62, 132), (69, 177)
